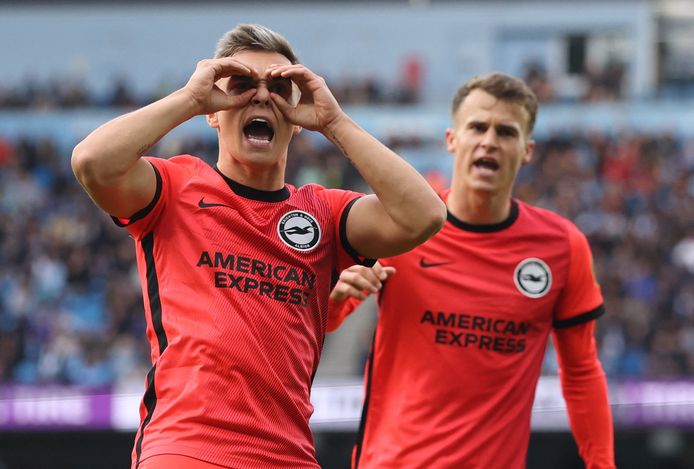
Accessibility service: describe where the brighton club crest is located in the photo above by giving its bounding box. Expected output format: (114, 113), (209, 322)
(514, 258), (552, 298)
(277, 210), (321, 251)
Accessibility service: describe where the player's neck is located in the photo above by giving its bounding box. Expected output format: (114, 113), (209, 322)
(447, 187), (512, 225)
(216, 157), (286, 191)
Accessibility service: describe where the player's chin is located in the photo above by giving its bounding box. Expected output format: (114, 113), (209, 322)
(468, 180), (501, 194)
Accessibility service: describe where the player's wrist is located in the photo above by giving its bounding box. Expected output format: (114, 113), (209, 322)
(321, 112), (355, 142)
(173, 86), (208, 118)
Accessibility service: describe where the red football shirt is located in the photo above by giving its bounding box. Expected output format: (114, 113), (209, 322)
(332, 196), (604, 469)
(116, 155), (369, 468)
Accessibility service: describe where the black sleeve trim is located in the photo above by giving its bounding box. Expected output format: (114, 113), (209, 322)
(339, 197), (377, 267)
(553, 304), (605, 329)
(111, 161), (163, 227)
(353, 330), (377, 469)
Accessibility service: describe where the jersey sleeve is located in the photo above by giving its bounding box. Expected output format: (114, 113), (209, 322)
(553, 221), (604, 328)
(553, 322), (616, 468)
(111, 156), (181, 240)
(326, 255), (394, 332)
(318, 187), (377, 273)
(327, 296), (365, 332)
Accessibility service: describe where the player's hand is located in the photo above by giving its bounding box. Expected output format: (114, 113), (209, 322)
(183, 58), (258, 115)
(329, 262), (396, 302)
(267, 64), (344, 132)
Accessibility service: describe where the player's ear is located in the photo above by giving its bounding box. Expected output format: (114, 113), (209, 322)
(207, 112), (219, 129)
(445, 128), (456, 154)
(292, 125), (302, 136)
(522, 139), (535, 165)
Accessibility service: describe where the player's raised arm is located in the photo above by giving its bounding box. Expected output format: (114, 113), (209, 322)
(71, 58), (257, 218)
(269, 64), (447, 259)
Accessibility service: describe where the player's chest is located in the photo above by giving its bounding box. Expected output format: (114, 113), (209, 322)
(163, 185), (334, 271)
(386, 232), (569, 322)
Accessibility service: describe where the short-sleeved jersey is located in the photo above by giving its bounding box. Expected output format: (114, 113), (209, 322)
(351, 196), (604, 469)
(117, 155), (369, 469)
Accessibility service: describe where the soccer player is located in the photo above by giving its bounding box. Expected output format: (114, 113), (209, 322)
(329, 73), (616, 468)
(71, 24), (446, 469)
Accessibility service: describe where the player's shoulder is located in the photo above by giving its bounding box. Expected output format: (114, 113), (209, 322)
(145, 154), (207, 171)
(293, 182), (362, 201)
(146, 154), (216, 182)
(166, 154), (210, 172)
(517, 200), (583, 238)
(282, 182), (323, 203)
(293, 182), (328, 195)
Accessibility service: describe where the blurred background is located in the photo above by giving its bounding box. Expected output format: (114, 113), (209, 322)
(1, 0), (694, 467)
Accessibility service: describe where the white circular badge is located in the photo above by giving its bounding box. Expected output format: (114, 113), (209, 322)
(514, 258), (552, 298)
(277, 210), (321, 251)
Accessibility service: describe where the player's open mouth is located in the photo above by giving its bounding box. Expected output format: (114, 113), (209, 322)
(473, 157), (499, 172)
(243, 118), (275, 145)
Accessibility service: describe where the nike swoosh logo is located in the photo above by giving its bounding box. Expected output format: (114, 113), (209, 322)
(419, 258), (454, 268)
(198, 197), (233, 209)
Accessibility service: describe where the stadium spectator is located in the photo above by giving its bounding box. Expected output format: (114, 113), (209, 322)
(522, 61), (556, 102)
(328, 73), (616, 468)
(3, 66), (694, 395)
(0, 60), (634, 109)
(70, 23), (444, 469)
(4, 122), (694, 386)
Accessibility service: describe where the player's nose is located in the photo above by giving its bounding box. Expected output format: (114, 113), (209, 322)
(480, 128), (499, 148)
(252, 83), (271, 106)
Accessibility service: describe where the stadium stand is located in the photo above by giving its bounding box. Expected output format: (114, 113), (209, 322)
(2, 1), (694, 467)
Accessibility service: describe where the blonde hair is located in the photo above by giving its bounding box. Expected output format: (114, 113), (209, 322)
(452, 73), (538, 134)
(214, 23), (299, 64)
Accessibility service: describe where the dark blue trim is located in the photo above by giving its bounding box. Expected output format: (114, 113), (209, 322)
(553, 304), (605, 329)
(447, 199), (519, 233)
(134, 365), (158, 468)
(354, 331), (376, 469)
(134, 232), (168, 467)
(142, 232), (167, 354)
(214, 165), (290, 202)
(340, 197), (377, 267)
(112, 161), (163, 227)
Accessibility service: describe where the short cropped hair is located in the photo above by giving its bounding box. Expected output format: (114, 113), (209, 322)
(451, 73), (538, 134)
(214, 23), (300, 64)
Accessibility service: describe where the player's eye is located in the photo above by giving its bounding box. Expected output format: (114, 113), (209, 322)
(269, 79), (292, 99)
(469, 123), (486, 133)
(497, 126), (518, 137)
(228, 80), (254, 94)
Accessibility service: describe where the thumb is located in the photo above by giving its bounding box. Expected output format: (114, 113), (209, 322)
(222, 88), (256, 109)
(329, 290), (346, 302)
(270, 92), (295, 118)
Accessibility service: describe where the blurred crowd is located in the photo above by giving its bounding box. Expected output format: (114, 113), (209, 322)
(1, 116), (694, 388)
(0, 59), (629, 110)
(523, 60), (627, 103)
(520, 132), (694, 378)
(0, 71), (424, 110)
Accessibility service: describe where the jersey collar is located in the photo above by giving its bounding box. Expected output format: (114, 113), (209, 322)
(446, 199), (519, 233)
(214, 166), (290, 202)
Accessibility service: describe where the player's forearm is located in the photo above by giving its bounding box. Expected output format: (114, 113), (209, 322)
(323, 114), (446, 240)
(72, 88), (198, 187)
(554, 322), (615, 468)
(561, 366), (616, 469)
